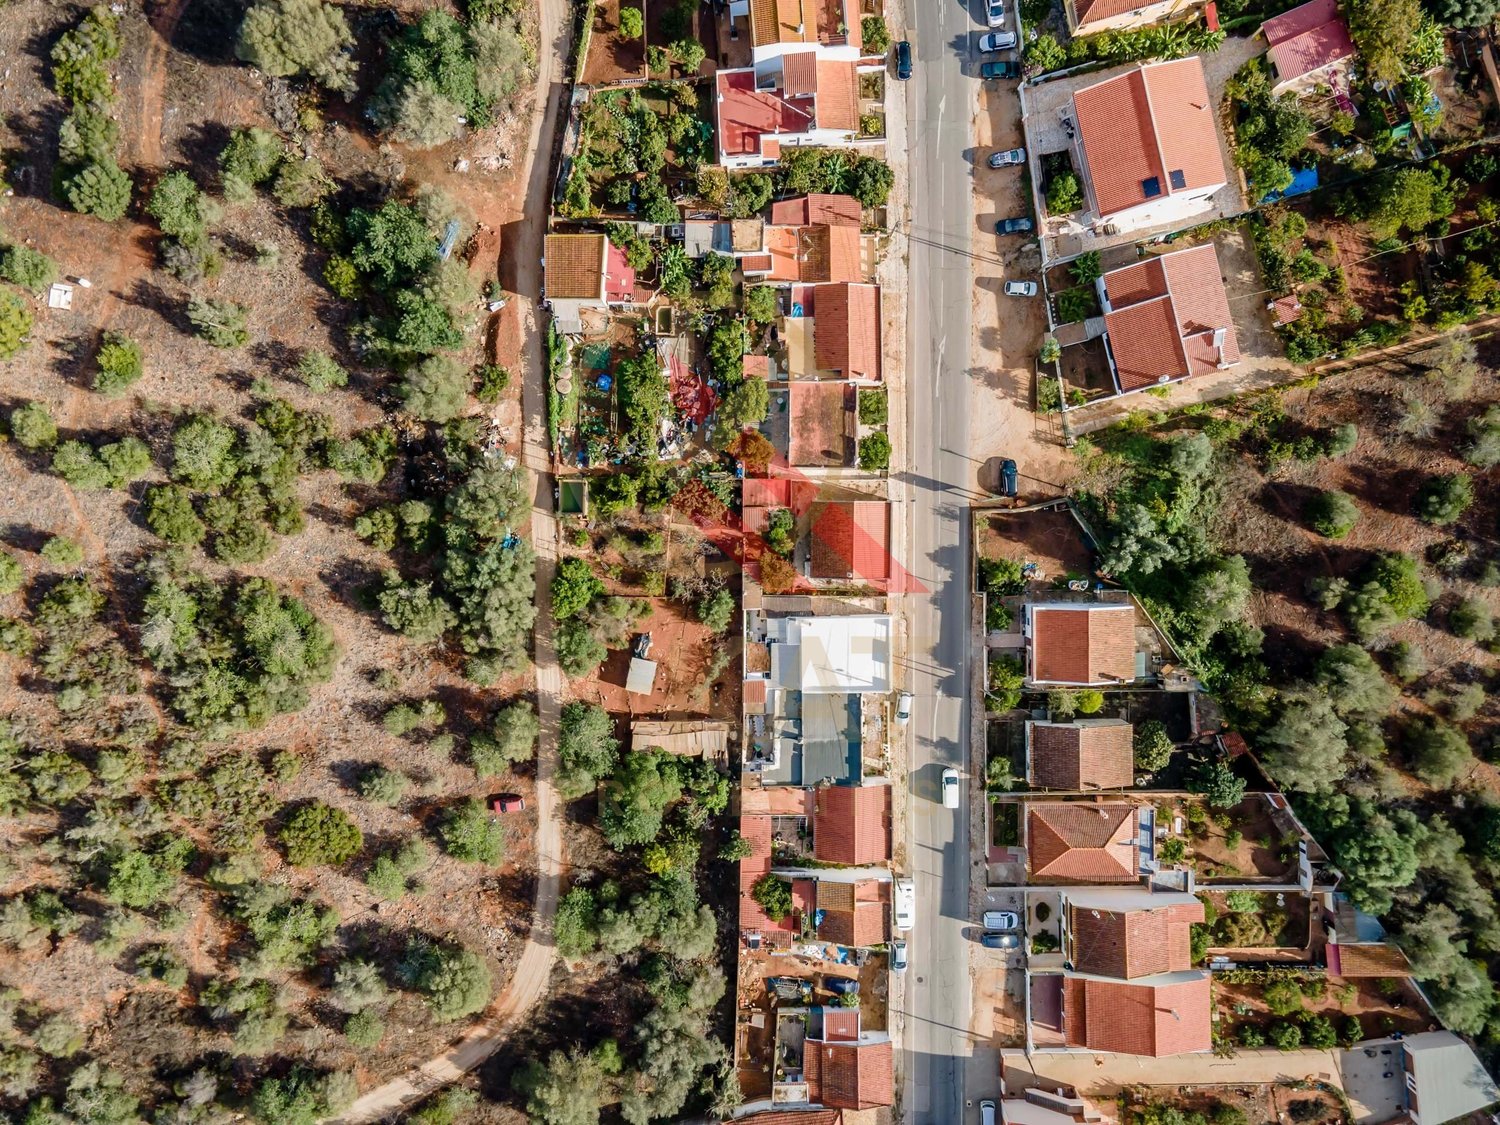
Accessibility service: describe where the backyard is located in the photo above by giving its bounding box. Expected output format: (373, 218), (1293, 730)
(1158, 796), (1302, 882)
(1214, 968), (1434, 1048)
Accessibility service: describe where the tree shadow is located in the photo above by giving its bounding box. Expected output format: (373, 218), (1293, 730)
(161, 0), (245, 65)
(121, 275), (191, 333)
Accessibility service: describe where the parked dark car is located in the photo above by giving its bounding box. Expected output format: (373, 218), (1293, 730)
(995, 216), (1033, 235)
(895, 40), (913, 80)
(1000, 459), (1018, 497)
(980, 931), (1021, 949)
(980, 60), (1022, 79)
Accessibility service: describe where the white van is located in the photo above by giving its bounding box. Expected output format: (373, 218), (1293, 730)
(942, 767), (961, 809)
(894, 879), (916, 931)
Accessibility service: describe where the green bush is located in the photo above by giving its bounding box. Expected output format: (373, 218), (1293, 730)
(858, 431), (891, 471)
(1449, 597), (1494, 642)
(61, 160), (133, 220)
(0, 245), (58, 294)
(751, 873), (793, 922)
(858, 389), (888, 426)
(399, 355), (469, 421)
(439, 798), (503, 864)
(1046, 171), (1083, 214)
(236, 0), (357, 94)
(619, 5), (644, 36)
(187, 297), (250, 347)
(398, 938), (493, 1021)
(357, 765), (409, 806)
(40, 537), (85, 567)
(0, 290), (35, 361)
(145, 485), (206, 545)
(1134, 720), (1174, 770)
(344, 1010), (385, 1047)
(92, 333), (145, 396)
(1269, 1021), (1303, 1050)
(861, 15), (892, 52)
(1416, 473), (1473, 525)
(280, 802), (363, 866)
(1306, 490), (1359, 538)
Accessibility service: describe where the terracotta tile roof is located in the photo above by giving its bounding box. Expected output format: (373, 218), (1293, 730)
(1103, 245), (1239, 392)
(751, 0), (815, 47)
(812, 283), (881, 377)
(784, 51), (820, 97)
(1264, 0), (1355, 85)
(741, 252), (774, 273)
(1027, 803), (1138, 882)
(738, 814), (796, 940)
(806, 1040), (894, 1109)
(825, 226), (863, 283)
(788, 381), (854, 466)
(819, 1007), (862, 1041)
(814, 60), (859, 131)
(1327, 942), (1413, 977)
(1030, 721), (1134, 790)
(770, 194), (863, 227)
(1271, 295), (1304, 324)
(1063, 975), (1212, 1056)
(1073, 59), (1225, 219)
(1030, 604), (1136, 685)
(744, 678), (769, 713)
(544, 234), (606, 300)
(716, 69), (814, 160)
(1069, 899), (1205, 978)
(813, 783), (891, 864)
(1072, 0), (1156, 27)
(816, 880), (888, 945)
(744, 477), (790, 506)
(809, 501), (891, 583)
(603, 241), (637, 303)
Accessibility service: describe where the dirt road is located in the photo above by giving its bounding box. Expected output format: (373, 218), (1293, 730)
(332, 0), (571, 1116)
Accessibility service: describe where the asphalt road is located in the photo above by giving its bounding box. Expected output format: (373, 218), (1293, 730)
(901, 0), (985, 1120)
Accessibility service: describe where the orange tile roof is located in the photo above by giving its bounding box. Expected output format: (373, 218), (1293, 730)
(815, 880), (888, 946)
(787, 381), (854, 466)
(824, 226), (863, 282)
(1027, 803), (1138, 882)
(751, 0), (815, 47)
(818, 1006), (862, 1041)
(732, 1113), (843, 1125)
(744, 678), (769, 711)
(806, 1039), (894, 1109)
(1264, 0), (1355, 85)
(1073, 59), (1225, 219)
(813, 783), (891, 864)
(1327, 942), (1413, 978)
(809, 501), (891, 583)
(741, 252), (774, 274)
(738, 814), (796, 941)
(812, 283), (880, 377)
(1103, 245), (1240, 392)
(815, 60), (859, 131)
(1030, 721), (1134, 790)
(1063, 975), (1212, 1056)
(1030, 604), (1136, 685)
(784, 51), (819, 97)
(1072, 0), (1157, 27)
(544, 234), (606, 300)
(1069, 899), (1205, 978)
(770, 194), (863, 227)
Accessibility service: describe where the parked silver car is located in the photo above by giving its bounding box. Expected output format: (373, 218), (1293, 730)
(982, 910), (1019, 930)
(890, 939), (908, 972)
(1004, 280), (1038, 297)
(985, 0), (1007, 26)
(988, 147), (1026, 168)
(978, 30), (1018, 51)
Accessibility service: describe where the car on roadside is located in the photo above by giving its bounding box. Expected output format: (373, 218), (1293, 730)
(490, 794), (526, 813)
(996, 216), (1033, 235)
(978, 30), (1018, 51)
(982, 910), (1020, 929)
(895, 40), (913, 80)
(999, 458), (1019, 497)
(988, 147), (1026, 168)
(894, 878), (916, 931)
(980, 60), (1022, 80)
(942, 766), (961, 809)
(890, 939), (908, 972)
(980, 931), (1021, 949)
(1004, 280), (1038, 297)
(896, 691), (913, 724)
(985, 0), (1007, 26)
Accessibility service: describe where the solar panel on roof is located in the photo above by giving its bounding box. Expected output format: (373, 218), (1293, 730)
(1141, 176), (1162, 198)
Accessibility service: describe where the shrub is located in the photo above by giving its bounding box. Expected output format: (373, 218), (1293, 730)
(398, 938), (493, 1021)
(751, 874), (793, 922)
(93, 334), (144, 396)
(474, 363), (510, 404)
(148, 171), (213, 241)
(552, 557), (605, 620)
(1307, 490), (1359, 538)
(399, 355), (469, 421)
(0, 246), (58, 294)
(0, 290), (35, 360)
(220, 127), (284, 198)
(344, 1010), (385, 1047)
(1407, 717), (1474, 787)
(1450, 597), (1495, 642)
(280, 803), (363, 866)
(439, 799), (503, 864)
(859, 431), (891, 471)
(858, 388), (888, 426)
(1325, 422), (1358, 456)
(1046, 171), (1083, 214)
(1263, 977), (1305, 1017)
(61, 160), (132, 221)
(145, 485), (206, 545)
(1134, 720), (1173, 771)
(862, 15), (892, 51)
(0, 551), (22, 596)
(698, 587), (734, 633)
(1075, 689), (1104, 714)
(470, 701), (540, 776)
(1416, 473), (1473, 525)
(40, 537), (85, 567)
(298, 350), (348, 392)
(619, 5), (644, 36)
(187, 297), (250, 347)
(357, 765), (409, 805)
(1238, 1024), (1266, 1047)
(237, 0), (357, 94)
(1269, 1021), (1303, 1050)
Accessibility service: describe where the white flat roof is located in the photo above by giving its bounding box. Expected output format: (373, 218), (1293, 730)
(794, 614), (892, 694)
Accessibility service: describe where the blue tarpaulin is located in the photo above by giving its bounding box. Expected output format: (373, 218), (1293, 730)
(1261, 166), (1319, 204)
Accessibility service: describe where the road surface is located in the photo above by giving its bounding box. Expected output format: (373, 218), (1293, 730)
(901, 0), (987, 1120)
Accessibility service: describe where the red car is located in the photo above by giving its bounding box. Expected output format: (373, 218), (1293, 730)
(491, 794), (526, 813)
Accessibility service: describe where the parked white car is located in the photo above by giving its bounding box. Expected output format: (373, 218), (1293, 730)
(896, 691), (913, 724)
(942, 766), (961, 809)
(985, 0), (1007, 26)
(890, 939), (908, 972)
(894, 879), (916, 931)
(1004, 280), (1038, 297)
(983, 910), (1019, 930)
(978, 30), (1018, 51)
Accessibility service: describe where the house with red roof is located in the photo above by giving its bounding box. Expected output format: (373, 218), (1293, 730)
(1060, 972), (1213, 1055)
(1027, 719), (1134, 791)
(814, 878), (890, 946)
(1025, 802), (1144, 884)
(1066, 0), (1201, 34)
(1023, 602), (1141, 687)
(715, 57), (862, 169)
(772, 1004), (893, 1110)
(1261, 0), (1356, 96)
(813, 781), (891, 864)
(733, 0), (869, 63)
(807, 500), (891, 587)
(1061, 887), (1204, 978)
(1098, 244), (1240, 395)
(1069, 58), (1228, 234)
(542, 233), (640, 334)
